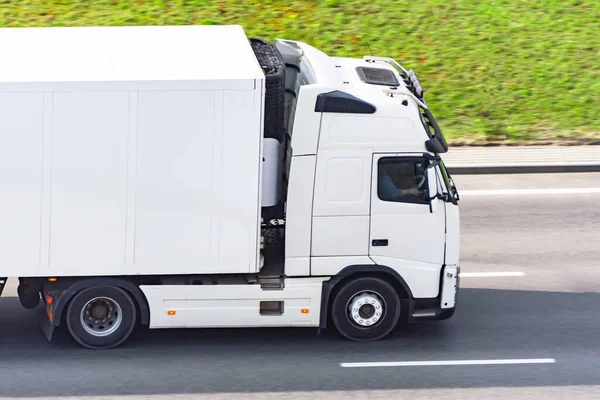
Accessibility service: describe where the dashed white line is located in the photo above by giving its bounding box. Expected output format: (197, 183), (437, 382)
(460, 272), (525, 278)
(460, 188), (600, 196)
(340, 358), (556, 368)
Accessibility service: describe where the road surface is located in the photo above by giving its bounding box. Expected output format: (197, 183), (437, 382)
(1, 172), (599, 400)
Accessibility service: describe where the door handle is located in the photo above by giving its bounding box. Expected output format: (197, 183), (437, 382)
(372, 239), (388, 246)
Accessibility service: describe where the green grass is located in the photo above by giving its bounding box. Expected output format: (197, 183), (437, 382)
(1, 0), (599, 143)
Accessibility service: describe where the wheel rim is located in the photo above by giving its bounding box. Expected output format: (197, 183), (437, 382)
(80, 296), (123, 337)
(347, 291), (386, 328)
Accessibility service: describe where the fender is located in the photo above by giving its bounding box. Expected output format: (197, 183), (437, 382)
(318, 264), (414, 329)
(48, 278), (150, 327)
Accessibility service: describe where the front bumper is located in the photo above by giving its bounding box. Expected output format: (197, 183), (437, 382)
(408, 265), (460, 322)
(440, 265), (459, 309)
(409, 304), (456, 322)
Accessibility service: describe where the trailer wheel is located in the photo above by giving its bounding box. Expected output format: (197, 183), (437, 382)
(66, 286), (137, 349)
(331, 277), (401, 342)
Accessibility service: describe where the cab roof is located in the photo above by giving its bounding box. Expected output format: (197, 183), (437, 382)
(275, 38), (425, 109)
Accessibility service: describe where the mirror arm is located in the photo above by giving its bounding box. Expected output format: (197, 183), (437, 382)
(426, 159), (440, 170)
(430, 192), (451, 202)
(427, 158), (459, 205)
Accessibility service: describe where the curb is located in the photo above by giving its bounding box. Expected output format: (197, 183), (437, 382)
(442, 145), (600, 175)
(447, 164), (600, 175)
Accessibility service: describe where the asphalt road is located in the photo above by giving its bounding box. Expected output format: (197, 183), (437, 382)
(1, 172), (599, 400)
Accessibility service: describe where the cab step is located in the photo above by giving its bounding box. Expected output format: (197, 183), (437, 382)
(258, 276), (285, 290)
(411, 309), (438, 318)
(0, 277), (7, 297)
(258, 261), (285, 290)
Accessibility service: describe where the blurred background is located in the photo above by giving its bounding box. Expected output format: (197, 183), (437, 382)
(1, 0), (598, 145)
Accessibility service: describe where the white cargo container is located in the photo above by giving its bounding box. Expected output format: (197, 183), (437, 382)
(0, 25), (461, 349)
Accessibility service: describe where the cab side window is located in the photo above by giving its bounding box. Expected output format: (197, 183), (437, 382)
(377, 158), (429, 205)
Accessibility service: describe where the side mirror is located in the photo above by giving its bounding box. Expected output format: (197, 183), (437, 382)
(427, 167), (438, 213)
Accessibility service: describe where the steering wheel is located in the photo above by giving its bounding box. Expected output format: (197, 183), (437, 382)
(415, 173), (426, 189)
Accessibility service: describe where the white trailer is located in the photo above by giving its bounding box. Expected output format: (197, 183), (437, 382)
(0, 25), (460, 349)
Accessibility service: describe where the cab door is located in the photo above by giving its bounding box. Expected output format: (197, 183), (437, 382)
(369, 154), (446, 298)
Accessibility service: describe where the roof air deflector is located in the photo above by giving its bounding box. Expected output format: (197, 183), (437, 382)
(314, 91), (376, 114)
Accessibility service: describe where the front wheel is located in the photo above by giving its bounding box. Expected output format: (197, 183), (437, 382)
(331, 277), (401, 342)
(66, 286), (137, 349)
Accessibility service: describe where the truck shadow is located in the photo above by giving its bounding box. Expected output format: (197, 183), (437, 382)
(0, 287), (599, 396)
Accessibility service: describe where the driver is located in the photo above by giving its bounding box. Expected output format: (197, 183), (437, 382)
(378, 168), (420, 201)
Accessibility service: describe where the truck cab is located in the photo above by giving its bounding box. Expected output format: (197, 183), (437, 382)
(259, 38), (461, 338)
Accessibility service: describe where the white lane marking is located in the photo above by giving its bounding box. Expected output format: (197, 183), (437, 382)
(460, 188), (600, 196)
(340, 358), (556, 368)
(460, 272), (525, 278)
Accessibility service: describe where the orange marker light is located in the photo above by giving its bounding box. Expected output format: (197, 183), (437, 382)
(48, 277), (57, 282)
(301, 308), (309, 314)
(46, 305), (53, 323)
(168, 310), (176, 316)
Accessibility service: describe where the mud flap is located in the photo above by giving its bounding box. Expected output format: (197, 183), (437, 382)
(40, 301), (57, 342)
(41, 315), (56, 342)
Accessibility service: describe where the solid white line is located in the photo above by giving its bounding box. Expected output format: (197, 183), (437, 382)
(460, 188), (600, 196)
(460, 272), (525, 278)
(340, 358), (556, 368)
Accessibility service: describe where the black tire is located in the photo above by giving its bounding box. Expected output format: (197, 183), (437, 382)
(66, 286), (137, 350)
(331, 277), (401, 342)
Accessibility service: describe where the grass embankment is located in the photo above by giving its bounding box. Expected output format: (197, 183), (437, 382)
(1, 0), (599, 145)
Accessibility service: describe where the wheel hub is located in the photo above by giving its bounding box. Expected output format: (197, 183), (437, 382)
(359, 303), (375, 319)
(91, 303), (108, 320)
(80, 297), (123, 337)
(348, 292), (384, 327)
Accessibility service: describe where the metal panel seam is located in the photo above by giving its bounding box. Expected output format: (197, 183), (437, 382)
(309, 114), (323, 275)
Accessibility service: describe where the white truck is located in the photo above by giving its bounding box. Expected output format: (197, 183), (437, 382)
(0, 24), (460, 349)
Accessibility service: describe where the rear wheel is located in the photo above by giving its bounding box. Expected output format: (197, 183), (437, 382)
(66, 286), (137, 349)
(331, 277), (401, 341)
